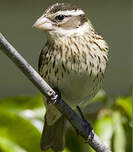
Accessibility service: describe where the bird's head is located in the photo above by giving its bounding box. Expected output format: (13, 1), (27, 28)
(33, 3), (93, 38)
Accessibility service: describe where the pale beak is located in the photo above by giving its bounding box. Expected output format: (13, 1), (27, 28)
(33, 15), (53, 31)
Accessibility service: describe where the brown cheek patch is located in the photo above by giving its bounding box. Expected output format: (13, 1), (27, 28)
(58, 15), (88, 29)
(60, 16), (81, 29)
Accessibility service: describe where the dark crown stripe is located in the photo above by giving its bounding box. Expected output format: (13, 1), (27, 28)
(46, 3), (81, 14)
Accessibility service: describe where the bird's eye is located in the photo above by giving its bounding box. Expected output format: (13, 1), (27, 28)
(56, 15), (65, 21)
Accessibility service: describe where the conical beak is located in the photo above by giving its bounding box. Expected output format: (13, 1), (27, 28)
(33, 15), (53, 31)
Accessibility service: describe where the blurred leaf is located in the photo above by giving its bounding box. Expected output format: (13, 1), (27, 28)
(91, 89), (107, 103)
(19, 108), (45, 131)
(94, 115), (113, 148)
(0, 95), (45, 152)
(44, 149), (54, 152)
(66, 129), (82, 152)
(63, 148), (71, 152)
(116, 96), (132, 120)
(0, 111), (42, 152)
(0, 136), (26, 152)
(112, 111), (126, 152)
(0, 94), (44, 112)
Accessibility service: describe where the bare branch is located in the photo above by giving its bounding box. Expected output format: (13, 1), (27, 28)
(0, 33), (111, 152)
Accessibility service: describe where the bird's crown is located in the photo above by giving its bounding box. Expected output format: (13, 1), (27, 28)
(44, 3), (84, 16)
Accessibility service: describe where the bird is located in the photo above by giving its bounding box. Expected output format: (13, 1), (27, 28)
(33, 3), (109, 152)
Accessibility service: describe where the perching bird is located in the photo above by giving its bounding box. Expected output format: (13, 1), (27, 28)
(33, 3), (109, 152)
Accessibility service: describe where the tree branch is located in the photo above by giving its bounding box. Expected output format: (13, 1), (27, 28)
(0, 33), (111, 152)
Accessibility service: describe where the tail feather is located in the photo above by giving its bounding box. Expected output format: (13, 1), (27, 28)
(40, 115), (66, 152)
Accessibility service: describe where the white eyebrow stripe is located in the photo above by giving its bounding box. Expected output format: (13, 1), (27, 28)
(55, 10), (85, 16)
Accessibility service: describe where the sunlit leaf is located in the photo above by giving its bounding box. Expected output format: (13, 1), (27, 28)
(116, 96), (132, 120)
(94, 115), (113, 148)
(63, 148), (71, 152)
(112, 111), (126, 152)
(0, 95), (44, 152)
(91, 89), (107, 103)
(0, 136), (26, 152)
(19, 108), (45, 131)
(0, 94), (44, 112)
(0, 111), (42, 152)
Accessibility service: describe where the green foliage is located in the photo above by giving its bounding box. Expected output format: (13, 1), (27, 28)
(0, 92), (132, 152)
(0, 95), (44, 152)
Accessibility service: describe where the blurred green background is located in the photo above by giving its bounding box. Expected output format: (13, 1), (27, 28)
(0, 0), (132, 152)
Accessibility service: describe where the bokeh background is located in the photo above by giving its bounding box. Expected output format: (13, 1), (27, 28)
(0, 0), (132, 152)
(0, 0), (131, 98)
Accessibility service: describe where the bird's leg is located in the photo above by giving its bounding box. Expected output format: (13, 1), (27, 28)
(76, 106), (86, 121)
(76, 106), (94, 142)
(50, 87), (61, 104)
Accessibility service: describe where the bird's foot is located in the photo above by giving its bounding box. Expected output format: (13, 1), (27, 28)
(76, 106), (94, 142)
(50, 88), (61, 104)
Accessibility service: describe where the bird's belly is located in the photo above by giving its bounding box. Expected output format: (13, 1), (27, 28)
(57, 72), (101, 106)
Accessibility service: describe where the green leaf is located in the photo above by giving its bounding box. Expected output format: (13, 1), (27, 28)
(63, 148), (71, 152)
(0, 111), (42, 152)
(94, 115), (113, 148)
(0, 136), (27, 152)
(91, 89), (107, 103)
(0, 95), (45, 152)
(116, 96), (132, 120)
(112, 111), (126, 152)
(0, 94), (44, 112)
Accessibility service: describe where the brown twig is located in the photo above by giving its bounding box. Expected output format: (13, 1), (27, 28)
(0, 33), (111, 152)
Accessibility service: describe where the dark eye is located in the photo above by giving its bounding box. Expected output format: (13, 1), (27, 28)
(56, 15), (65, 21)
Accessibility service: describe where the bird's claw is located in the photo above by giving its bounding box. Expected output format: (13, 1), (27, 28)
(50, 88), (61, 104)
(50, 93), (58, 104)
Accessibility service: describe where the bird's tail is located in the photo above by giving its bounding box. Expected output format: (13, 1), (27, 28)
(40, 115), (66, 152)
